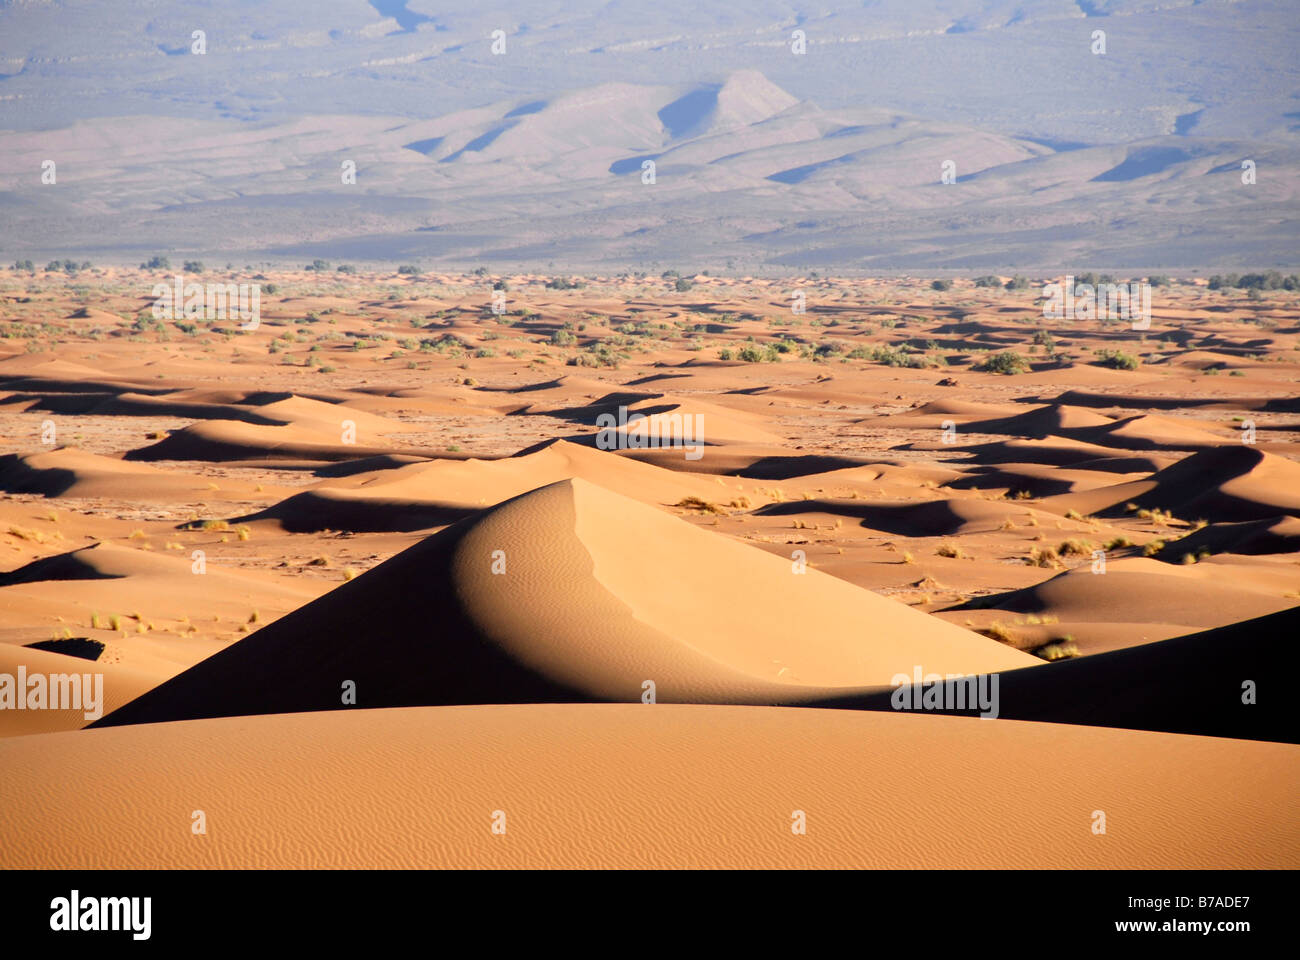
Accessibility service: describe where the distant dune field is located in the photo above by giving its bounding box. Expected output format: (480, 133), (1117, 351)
(0, 271), (1297, 868)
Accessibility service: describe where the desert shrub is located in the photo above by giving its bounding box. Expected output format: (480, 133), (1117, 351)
(735, 344), (772, 362)
(1096, 348), (1140, 370)
(568, 344), (622, 368)
(979, 351), (1030, 375)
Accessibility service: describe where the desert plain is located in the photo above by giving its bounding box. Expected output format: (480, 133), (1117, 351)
(0, 266), (1297, 868)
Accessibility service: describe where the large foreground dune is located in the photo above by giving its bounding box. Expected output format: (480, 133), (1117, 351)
(8, 704), (1299, 869)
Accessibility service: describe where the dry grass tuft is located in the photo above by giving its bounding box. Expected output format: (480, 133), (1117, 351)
(1034, 637), (1080, 661)
(675, 496), (727, 515)
(1028, 545), (1061, 568)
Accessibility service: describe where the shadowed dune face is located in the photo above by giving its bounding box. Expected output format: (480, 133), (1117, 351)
(811, 606), (1300, 744)
(0, 448), (163, 497)
(944, 436), (1174, 469)
(959, 561), (1298, 628)
(1153, 516), (1300, 559)
(757, 496), (1051, 536)
(0, 446), (283, 501)
(1040, 445), (1300, 521)
(232, 489), (478, 533)
(123, 419), (434, 463)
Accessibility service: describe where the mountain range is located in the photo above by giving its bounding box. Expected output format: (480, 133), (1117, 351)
(0, 0), (1295, 270)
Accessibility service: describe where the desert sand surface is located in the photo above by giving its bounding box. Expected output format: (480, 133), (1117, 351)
(4, 704), (1297, 869)
(1, 269), (1297, 867)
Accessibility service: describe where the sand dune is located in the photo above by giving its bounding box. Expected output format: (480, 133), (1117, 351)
(0, 642), (157, 737)
(944, 462), (1149, 497)
(817, 605), (1299, 743)
(95, 478), (1036, 727)
(4, 388), (416, 433)
(961, 557), (1297, 629)
(312, 453), (433, 477)
(899, 403), (1118, 436)
(882, 403), (1232, 451)
(1043, 445), (1300, 521)
(0, 358), (178, 396)
(0, 542), (325, 683)
(0, 540), (197, 586)
(234, 439), (743, 532)
(926, 436), (1169, 470)
(8, 704), (1298, 868)
(0, 447), (162, 498)
(609, 444), (879, 478)
(757, 496), (1056, 537)
(0, 446), (274, 500)
(854, 398), (1026, 428)
(1154, 516), (1300, 559)
(1054, 389), (1300, 413)
(123, 419), (434, 463)
(1071, 413), (1232, 451)
(9, 389), (290, 424)
(528, 391), (784, 446)
(251, 395), (416, 435)
(232, 488), (477, 533)
(478, 373), (625, 401)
